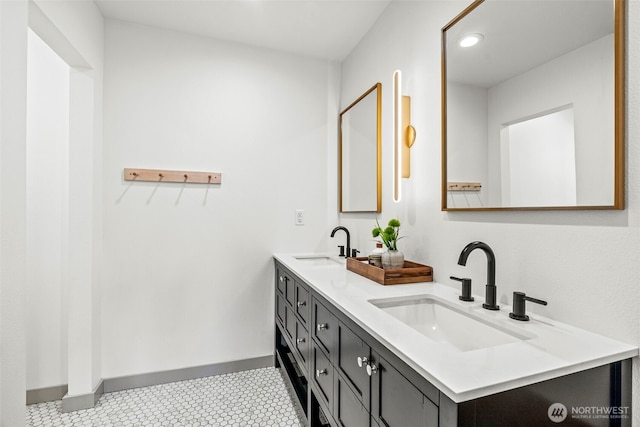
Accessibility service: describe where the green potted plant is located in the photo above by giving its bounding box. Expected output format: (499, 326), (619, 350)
(372, 218), (404, 269)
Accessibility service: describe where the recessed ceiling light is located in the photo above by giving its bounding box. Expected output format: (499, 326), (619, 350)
(459, 33), (484, 48)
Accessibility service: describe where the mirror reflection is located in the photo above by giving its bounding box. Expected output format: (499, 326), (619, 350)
(442, 0), (624, 210)
(340, 83), (381, 212)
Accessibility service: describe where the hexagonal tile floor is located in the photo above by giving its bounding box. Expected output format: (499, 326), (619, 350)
(27, 367), (304, 426)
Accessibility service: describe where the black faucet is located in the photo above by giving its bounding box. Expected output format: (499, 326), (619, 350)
(330, 226), (351, 258)
(457, 241), (499, 310)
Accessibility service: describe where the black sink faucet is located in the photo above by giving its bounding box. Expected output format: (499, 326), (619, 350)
(330, 226), (351, 258)
(457, 241), (499, 310)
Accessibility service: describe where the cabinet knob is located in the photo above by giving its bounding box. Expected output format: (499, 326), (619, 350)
(317, 323), (328, 331)
(296, 338), (305, 344)
(279, 276), (284, 282)
(316, 369), (328, 378)
(366, 363), (378, 376)
(297, 301), (306, 307)
(357, 356), (369, 368)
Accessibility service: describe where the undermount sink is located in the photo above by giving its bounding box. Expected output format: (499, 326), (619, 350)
(369, 295), (533, 352)
(294, 255), (344, 266)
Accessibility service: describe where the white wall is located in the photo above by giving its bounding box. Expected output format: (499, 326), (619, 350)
(26, 28), (70, 391)
(339, 0), (640, 417)
(1, 1), (29, 424)
(102, 20), (336, 378)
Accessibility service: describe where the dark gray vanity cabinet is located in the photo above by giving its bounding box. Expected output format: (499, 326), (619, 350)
(274, 260), (632, 427)
(275, 261), (438, 427)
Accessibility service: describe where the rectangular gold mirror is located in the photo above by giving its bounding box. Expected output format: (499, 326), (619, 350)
(441, 0), (625, 211)
(339, 83), (382, 212)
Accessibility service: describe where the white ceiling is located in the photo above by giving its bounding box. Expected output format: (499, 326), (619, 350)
(94, 0), (392, 61)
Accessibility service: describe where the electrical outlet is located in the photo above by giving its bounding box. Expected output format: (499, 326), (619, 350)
(295, 209), (305, 226)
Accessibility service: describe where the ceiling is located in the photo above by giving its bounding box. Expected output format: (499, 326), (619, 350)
(94, 0), (392, 61)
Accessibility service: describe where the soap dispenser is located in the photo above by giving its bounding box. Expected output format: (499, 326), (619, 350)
(368, 242), (385, 268)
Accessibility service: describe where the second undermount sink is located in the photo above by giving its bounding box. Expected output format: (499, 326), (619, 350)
(369, 295), (534, 352)
(294, 255), (344, 266)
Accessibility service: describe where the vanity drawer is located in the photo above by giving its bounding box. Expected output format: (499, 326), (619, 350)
(312, 342), (334, 410)
(295, 282), (310, 326)
(313, 298), (337, 358)
(277, 266), (296, 307)
(337, 322), (371, 409)
(276, 266), (288, 295)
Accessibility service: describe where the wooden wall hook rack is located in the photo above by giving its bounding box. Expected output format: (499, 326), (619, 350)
(447, 182), (481, 191)
(124, 168), (222, 184)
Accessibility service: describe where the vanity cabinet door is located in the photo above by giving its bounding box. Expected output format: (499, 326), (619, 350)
(370, 353), (438, 427)
(334, 373), (370, 427)
(313, 298), (337, 358)
(285, 305), (296, 342)
(337, 322), (371, 410)
(285, 277), (295, 307)
(295, 321), (309, 371)
(295, 282), (310, 326)
(313, 342), (334, 410)
(276, 293), (286, 327)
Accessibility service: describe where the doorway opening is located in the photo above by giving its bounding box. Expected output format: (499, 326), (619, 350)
(500, 105), (577, 207)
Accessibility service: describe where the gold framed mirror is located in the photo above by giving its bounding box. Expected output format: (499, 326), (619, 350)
(339, 83), (382, 213)
(441, 0), (625, 211)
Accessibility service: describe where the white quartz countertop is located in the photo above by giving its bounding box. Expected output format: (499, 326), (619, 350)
(274, 253), (638, 403)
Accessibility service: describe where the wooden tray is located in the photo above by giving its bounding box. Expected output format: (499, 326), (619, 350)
(346, 257), (433, 285)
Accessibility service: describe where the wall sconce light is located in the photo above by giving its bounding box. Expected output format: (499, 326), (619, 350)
(393, 70), (416, 203)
